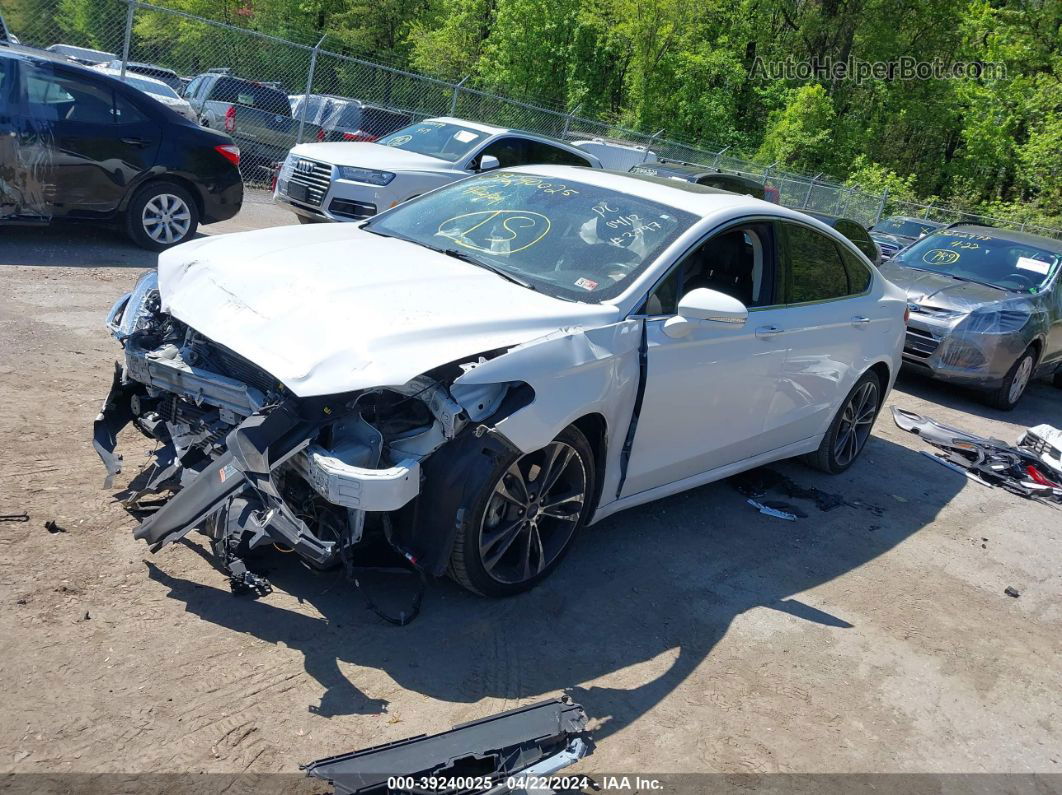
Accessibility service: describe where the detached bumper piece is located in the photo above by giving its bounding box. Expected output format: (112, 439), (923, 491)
(303, 697), (593, 795)
(892, 407), (1062, 506)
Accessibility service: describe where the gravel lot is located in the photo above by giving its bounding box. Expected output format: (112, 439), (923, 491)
(1, 194), (1059, 780)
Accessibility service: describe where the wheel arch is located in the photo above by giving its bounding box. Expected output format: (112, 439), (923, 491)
(120, 173), (206, 219)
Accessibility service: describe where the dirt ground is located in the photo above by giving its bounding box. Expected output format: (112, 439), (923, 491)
(1, 197), (1060, 780)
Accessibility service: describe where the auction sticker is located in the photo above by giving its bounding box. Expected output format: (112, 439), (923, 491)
(575, 277), (599, 291)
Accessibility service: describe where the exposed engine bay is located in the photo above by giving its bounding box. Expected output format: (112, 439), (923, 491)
(94, 270), (516, 596)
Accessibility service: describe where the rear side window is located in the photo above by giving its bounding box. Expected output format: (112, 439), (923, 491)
(836, 219), (877, 262)
(838, 245), (873, 293)
(525, 140), (593, 167)
(781, 222), (850, 303)
(114, 90), (149, 124)
(23, 65), (115, 124)
(211, 78), (289, 115)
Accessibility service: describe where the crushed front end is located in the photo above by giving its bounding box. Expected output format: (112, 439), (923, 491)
(94, 270), (508, 594)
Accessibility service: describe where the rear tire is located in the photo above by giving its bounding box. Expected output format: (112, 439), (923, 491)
(448, 425), (595, 597)
(983, 347), (1036, 411)
(803, 370), (882, 474)
(125, 180), (199, 251)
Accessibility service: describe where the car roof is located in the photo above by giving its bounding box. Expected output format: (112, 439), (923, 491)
(428, 116), (509, 135)
(0, 43), (109, 73)
(633, 162), (706, 178)
(506, 165), (799, 217)
(944, 224), (1062, 254)
(881, 216), (944, 226)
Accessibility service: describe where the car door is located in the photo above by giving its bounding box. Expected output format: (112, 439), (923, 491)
(19, 61), (162, 216)
(768, 220), (882, 443)
(620, 220), (793, 497)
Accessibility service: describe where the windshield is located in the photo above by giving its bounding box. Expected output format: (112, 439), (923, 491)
(873, 218), (941, 238)
(123, 74), (179, 99)
(364, 171), (696, 301)
(379, 120), (488, 162)
(896, 230), (1061, 291)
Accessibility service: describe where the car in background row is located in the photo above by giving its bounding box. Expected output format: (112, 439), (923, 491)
(274, 116), (602, 223)
(628, 161), (780, 204)
(289, 93), (414, 143)
(44, 44), (115, 65)
(569, 137), (656, 170)
(93, 65), (197, 122)
(883, 224), (1062, 409)
(183, 72), (323, 179)
(801, 211), (882, 265)
(869, 216), (944, 260)
(0, 46), (243, 249)
(95, 59), (183, 93)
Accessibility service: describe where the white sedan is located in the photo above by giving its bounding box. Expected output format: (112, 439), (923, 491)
(273, 117), (601, 223)
(96, 167), (905, 596)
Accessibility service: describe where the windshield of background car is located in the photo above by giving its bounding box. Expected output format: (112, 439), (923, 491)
(895, 231), (1061, 292)
(379, 120), (487, 162)
(873, 218), (941, 238)
(365, 171), (696, 301)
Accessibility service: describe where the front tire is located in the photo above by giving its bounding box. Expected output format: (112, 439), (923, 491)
(125, 181), (199, 251)
(804, 370), (882, 474)
(448, 426), (595, 597)
(983, 347), (1036, 410)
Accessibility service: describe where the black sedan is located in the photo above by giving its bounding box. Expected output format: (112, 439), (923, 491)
(0, 45), (243, 250)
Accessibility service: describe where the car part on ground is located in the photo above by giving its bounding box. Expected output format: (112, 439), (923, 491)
(892, 407), (1062, 506)
(0, 45), (243, 248)
(303, 697), (593, 795)
(883, 224), (1062, 409)
(94, 166), (903, 597)
(273, 116), (602, 223)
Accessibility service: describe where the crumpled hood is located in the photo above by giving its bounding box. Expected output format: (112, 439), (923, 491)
(157, 224), (616, 397)
(880, 261), (1013, 313)
(289, 141), (454, 172)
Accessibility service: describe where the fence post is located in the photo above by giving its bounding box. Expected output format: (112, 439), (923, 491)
(119, 0), (136, 79)
(874, 188), (888, 225)
(802, 174), (821, 209)
(644, 129), (663, 162)
(296, 35), (326, 145)
(450, 76), (469, 117)
(561, 103), (582, 140)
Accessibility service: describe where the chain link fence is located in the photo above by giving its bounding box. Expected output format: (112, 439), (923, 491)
(10, 0), (1061, 238)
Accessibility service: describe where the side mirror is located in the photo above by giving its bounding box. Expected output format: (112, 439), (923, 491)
(477, 154), (500, 173)
(662, 288), (748, 338)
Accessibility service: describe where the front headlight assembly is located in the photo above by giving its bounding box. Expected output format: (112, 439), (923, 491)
(960, 306), (1032, 335)
(336, 166), (396, 186)
(106, 269), (160, 339)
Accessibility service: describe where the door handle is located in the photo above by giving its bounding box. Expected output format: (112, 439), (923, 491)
(755, 325), (784, 339)
(121, 137), (149, 147)
(851, 315), (871, 327)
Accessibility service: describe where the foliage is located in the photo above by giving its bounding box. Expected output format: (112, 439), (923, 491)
(11, 0), (1061, 223)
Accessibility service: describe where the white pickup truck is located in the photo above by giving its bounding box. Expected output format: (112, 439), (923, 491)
(273, 116), (602, 222)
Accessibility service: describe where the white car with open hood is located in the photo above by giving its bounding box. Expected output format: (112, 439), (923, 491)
(96, 167), (905, 597)
(273, 116), (602, 223)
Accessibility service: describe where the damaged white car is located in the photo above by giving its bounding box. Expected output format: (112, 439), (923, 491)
(95, 167), (906, 596)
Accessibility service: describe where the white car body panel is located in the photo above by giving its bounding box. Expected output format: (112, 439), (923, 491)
(153, 165), (905, 528)
(157, 223), (618, 397)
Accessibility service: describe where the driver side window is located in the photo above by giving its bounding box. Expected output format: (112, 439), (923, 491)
(476, 136), (530, 168)
(643, 223), (777, 316)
